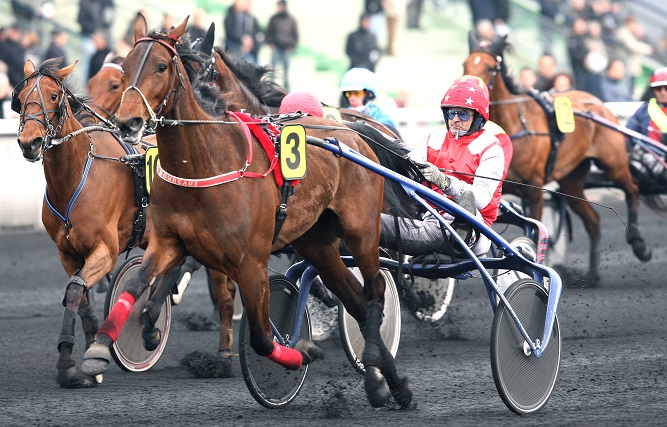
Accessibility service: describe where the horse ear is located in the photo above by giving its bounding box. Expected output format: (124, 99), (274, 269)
(168, 16), (189, 42)
(133, 12), (148, 42)
(24, 59), (35, 77)
(54, 61), (78, 80)
(198, 22), (215, 54)
(487, 36), (507, 57)
(468, 31), (479, 53)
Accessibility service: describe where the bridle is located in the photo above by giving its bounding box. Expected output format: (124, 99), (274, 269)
(13, 71), (72, 160)
(471, 49), (503, 92)
(118, 35), (185, 132)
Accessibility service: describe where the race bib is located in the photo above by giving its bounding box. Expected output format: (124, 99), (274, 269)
(145, 146), (159, 194)
(280, 125), (307, 180)
(554, 96), (575, 133)
(322, 106), (343, 123)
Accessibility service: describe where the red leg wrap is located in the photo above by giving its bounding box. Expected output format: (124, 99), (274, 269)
(266, 342), (303, 370)
(97, 292), (136, 342)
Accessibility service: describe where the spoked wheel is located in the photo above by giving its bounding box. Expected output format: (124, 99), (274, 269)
(239, 275), (310, 408)
(105, 255), (172, 372)
(491, 278), (561, 414)
(338, 267), (401, 374)
(541, 195), (570, 268)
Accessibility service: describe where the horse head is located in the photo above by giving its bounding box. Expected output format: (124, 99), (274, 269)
(15, 59), (77, 161)
(115, 14), (191, 144)
(87, 56), (125, 120)
(463, 32), (509, 91)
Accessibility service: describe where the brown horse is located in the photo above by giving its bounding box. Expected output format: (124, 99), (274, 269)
(463, 34), (651, 281)
(81, 15), (413, 408)
(13, 58), (155, 388)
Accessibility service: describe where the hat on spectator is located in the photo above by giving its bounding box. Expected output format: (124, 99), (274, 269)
(649, 67), (667, 88)
(279, 91), (323, 117)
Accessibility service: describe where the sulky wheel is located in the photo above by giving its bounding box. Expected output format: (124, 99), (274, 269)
(338, 267), (401, 374)
(490, 278), (561, 414)
(239, 275), (310, 408)
(105, 255), (172, 372)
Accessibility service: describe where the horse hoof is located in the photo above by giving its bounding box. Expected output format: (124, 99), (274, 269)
(294, 340), (323, 365)
(364, 366), (391, 408)
(633, 244), (652, 263)
(56, 367), (96, 389)
(81, 343), (111, 376)
(389, 375), (414, 409)
(142, 327), (161, 351)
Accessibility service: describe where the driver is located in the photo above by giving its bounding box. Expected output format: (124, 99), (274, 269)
(339, 67), (399, 134)
(381, 75), (505, 256)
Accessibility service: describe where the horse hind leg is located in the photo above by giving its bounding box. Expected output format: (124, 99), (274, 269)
(594, 150), (652, 262)
(211, 270), (235, 361)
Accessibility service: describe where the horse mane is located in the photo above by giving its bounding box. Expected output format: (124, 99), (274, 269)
(343, 121), (424, 219)
(493, 40), (522, 95)
(214, 46), (287, 108)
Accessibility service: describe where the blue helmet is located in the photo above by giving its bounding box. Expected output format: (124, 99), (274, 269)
(339, 67), (378, 97)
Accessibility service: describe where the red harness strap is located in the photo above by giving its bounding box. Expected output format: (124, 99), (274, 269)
(156, 111), (280, 187)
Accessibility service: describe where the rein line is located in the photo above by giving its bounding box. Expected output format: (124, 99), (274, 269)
(440, 167), (628, 231)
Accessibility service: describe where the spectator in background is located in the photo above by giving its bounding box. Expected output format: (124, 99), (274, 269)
(160, 13), (176, 33)
(265, 0), (298, 90)
(345, 13), (381, 72)
(600, 58), (633, 102)
(537, 0), (566, 55)
(616, 16), (654, 97)
(406, 0), (424, 30)
(365, 0), (386, 52)
(583, 20), (609, 99)
(88, 32), (112, 81)
(534, 53), (557, 92)
(0, 24), (27, 89)
(0, 60), (13, 119)
(552, 72), (574, 92)
(77, 0), (115, 91)
(517, 66), (537, 92)
(468, 0), (511, 39)
(384, 0), (405, 55)
(567, 17), (589, 91)
(187, 8), (209, 41)
(223, 0), (263, 64)
(43, 26), (68, 65)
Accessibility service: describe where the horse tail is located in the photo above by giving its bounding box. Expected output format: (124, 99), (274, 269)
(344, 121), (424, 219)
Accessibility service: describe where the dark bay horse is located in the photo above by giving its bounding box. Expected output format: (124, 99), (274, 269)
(463, 34), (651, 281)
(14, 58), (155, 388)
(81, 16), (414, 408)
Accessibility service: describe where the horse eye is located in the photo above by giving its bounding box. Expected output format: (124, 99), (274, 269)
(51, 93), (58, 101)
(157, 64), (168, 73)
(111, 83), (120, 91)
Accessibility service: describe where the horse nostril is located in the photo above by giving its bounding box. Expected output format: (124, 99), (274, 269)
(128, 117), (144, 133)
(31, 137), (43, 150)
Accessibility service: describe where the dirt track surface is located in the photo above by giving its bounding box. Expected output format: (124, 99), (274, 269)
(1, 191), (666, 426)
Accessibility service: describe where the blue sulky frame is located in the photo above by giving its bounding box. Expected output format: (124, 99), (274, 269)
(282, 135), (562, 359)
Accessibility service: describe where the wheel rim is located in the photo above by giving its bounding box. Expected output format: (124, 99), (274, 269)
(491, 279), (560, 414)
(239, 276), (310, 408)
(339, 268), (401, 373)
(106, 256), (171, 372)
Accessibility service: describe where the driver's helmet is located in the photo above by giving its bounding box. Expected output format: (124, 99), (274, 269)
(339, 67), (378, 99)
(649, 67), (667, 88)
(440, 75), (489, 134)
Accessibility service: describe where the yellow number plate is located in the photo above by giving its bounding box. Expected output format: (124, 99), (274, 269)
(280, 125), (307, 180)
(554, 96), (575, 133)
(145, 146), (159, 194)
(322, 106), (343, 123)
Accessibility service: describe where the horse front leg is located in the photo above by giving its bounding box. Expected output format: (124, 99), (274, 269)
(81, 245), (182, 377)
(56, 250), (113, 388)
